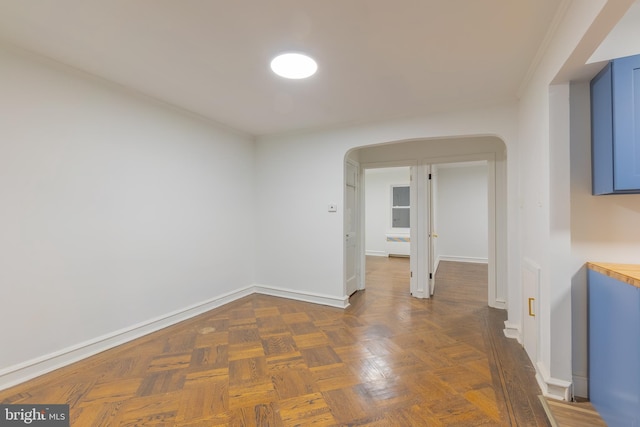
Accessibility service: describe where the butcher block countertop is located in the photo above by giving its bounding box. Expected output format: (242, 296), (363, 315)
(587, 262), (640, 289)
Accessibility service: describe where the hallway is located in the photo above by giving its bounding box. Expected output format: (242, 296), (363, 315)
(356, 256), (550, 425)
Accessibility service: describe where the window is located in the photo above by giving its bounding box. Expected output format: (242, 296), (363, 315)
(391, 185), (410, 228)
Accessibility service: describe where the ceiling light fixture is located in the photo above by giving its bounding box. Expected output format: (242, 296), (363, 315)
(270, 53), (317, 79)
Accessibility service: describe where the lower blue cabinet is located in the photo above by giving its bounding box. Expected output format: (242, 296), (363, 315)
(588, 269), (640, 426)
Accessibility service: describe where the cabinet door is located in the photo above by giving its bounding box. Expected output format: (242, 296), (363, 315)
(588, 270), (640, 426)
(591, 63), (614, 195)
(613, 54), (640, 191)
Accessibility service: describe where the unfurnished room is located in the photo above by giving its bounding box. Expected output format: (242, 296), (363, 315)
(2, 1), (640, 426)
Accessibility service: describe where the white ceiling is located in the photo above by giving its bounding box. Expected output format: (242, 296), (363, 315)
(0, 1), (566, 136)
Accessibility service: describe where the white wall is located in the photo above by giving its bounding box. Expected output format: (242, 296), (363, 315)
(354, 138), (506, 305)
(364, 167), (410, 256)
(515, 0), (636, 399)
(434, 163), (488, 264)
(0, 41), (518, 390)
(0, 45), (256, 387)
(255, 113), (516, 309)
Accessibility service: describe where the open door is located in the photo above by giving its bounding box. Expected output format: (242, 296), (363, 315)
(345, 161), (359, 296)
(426, 160), (491, 301)
(427, 165), (437, 296)
(362, 165), (414, 295)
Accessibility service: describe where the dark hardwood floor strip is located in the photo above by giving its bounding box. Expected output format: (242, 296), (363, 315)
(484, 311), (519, 426)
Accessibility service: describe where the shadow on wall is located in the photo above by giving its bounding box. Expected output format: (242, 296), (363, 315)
(571, 265), (588, 398)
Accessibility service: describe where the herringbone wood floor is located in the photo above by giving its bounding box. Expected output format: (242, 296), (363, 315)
(0, 258), (550, 426)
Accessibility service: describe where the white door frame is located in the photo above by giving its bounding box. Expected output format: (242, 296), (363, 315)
(345, 159), (360, 296)
(428, 164), (437, 295)
(420, 153), (498, 307)
(358, 161), (418, 295)
(353, 152), (501, 308)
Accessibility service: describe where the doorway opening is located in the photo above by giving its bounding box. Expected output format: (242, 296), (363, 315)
(430, 161), (489, 301)
(360, 162), (489, 300)
(363, 166), (413, 296)
(344, 136), (506, 308)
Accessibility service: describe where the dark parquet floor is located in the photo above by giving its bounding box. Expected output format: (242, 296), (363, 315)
(0, 257), (550, 426)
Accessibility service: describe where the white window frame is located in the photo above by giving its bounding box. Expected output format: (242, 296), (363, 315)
(390, 184), (410, 229)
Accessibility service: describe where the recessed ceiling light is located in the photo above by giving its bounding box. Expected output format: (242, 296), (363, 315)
(270, 53), (317, 79)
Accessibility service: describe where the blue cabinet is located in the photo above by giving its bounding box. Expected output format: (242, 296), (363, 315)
(591, 54), (640, 194)
(588, 268), (640, 426)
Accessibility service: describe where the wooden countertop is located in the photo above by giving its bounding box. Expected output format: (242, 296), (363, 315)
(587, 262), (640, 289)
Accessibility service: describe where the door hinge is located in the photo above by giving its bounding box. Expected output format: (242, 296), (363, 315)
(411, 271), (413, 278)
(429, 273), (433, 279)
(428, 173), (432, 180)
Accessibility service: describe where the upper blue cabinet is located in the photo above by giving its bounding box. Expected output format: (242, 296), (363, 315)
(591, 54), (640, 195)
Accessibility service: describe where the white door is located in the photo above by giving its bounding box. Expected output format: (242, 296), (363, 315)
(427, 166), (437, 295)
(522, 259), (540, 364)
(345, 162), (359, 296)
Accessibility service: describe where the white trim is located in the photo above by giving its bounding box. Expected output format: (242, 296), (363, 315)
(434, 160), (487, 169)
(428, 164), (436, 296)
(422, 153), (500, 308)
(516, 0), (572, 98)
(360, 160), (418, 170)
(503, 320), (522, 343)
(254, 284), (350, 309)
(358, 164), (367, 292)
(409, 164), (419, 298)
(390, 184), (410, 229)
(412, 289), (427, 299)
(535, 361), (573, 401)
(344, 159), (361, 297)
(521, 257), (541, 377)
(365, 250), (388, 257)
(361, 161), (419, 298)
(0, 284), (351, 391)
(492, 298), (507, 310)
(438, 255), (489, 264)
(0, 285), (255, 391)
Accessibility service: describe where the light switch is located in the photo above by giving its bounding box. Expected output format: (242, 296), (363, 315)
(328, 204), (337, 212)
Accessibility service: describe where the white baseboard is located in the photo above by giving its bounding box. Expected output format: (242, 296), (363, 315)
(535, 361), (572, 401)
(365, 250), (387, 257)
(502, 323), (572, 401)
(0, 285), (255, 391)
(411, 289), (427, 299)
(492, 298), (507, 310)
(503, 320), (522, 343)
(254, 284), (350, 309)
(0, 284), (350, 391)
(438, 255), (489, 264)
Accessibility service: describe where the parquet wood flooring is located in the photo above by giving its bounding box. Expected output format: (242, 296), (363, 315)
(0, 258), (551, 426)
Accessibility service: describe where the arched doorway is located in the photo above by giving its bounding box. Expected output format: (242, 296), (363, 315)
(345, 135), (507, 308)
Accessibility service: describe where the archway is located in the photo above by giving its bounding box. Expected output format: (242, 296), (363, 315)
(345, 135), (507, 308)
